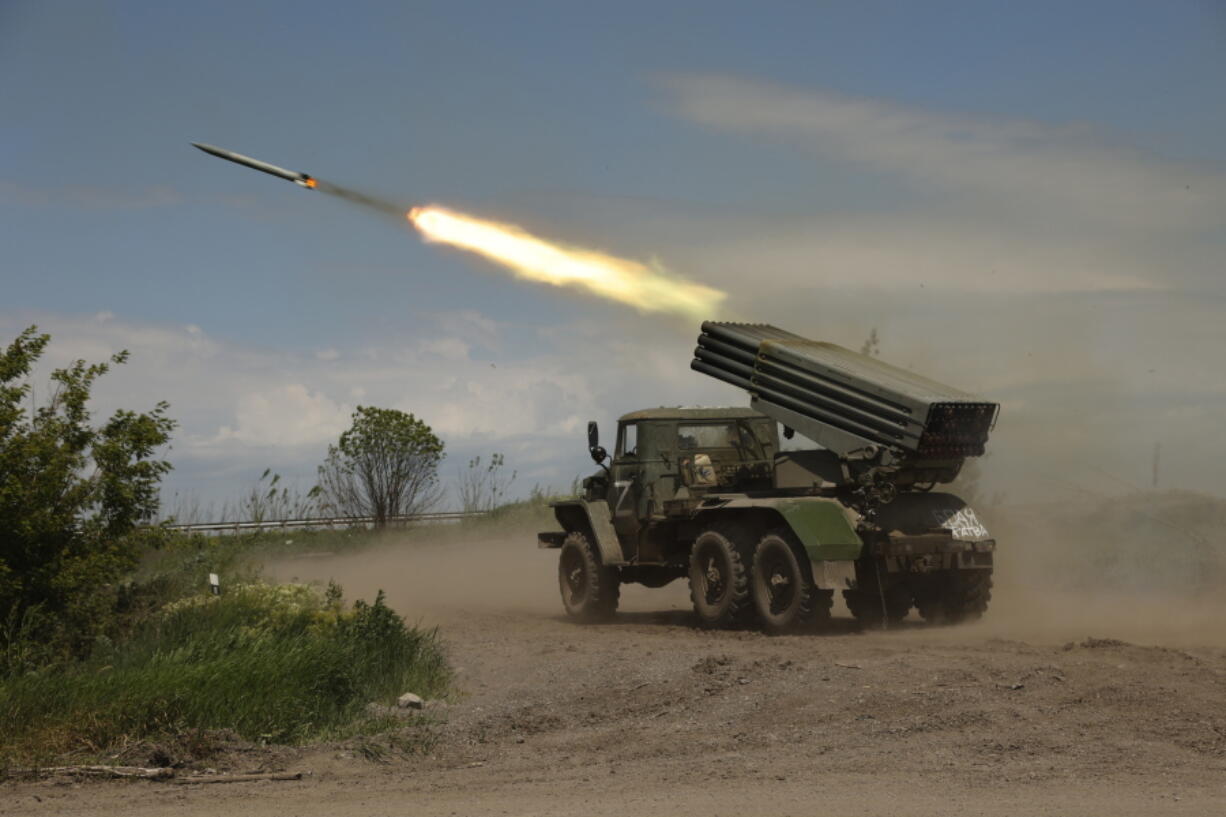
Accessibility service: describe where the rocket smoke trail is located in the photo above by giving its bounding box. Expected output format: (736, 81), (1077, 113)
(193, 142), (726, 319)
(314, 181), (405, 218)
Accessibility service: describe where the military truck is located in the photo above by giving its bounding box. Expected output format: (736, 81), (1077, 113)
(538, 322), (999, 631)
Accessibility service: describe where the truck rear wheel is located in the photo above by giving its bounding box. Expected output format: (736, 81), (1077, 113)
(558, 531), (619, 621)
(843, 584), (912, 628)
(914, 570), (992, 625)
(689, 528), (753, 628)
(751, 530), (826, 633)
(843, 559), (912, 628)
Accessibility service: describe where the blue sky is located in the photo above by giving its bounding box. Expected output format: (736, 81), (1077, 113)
(3, 1), (1224, 510)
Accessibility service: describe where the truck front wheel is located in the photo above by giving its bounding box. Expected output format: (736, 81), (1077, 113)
(689, 528), (754, 628)
(558, 531), (619, 620)
(751, 530), (828, 633)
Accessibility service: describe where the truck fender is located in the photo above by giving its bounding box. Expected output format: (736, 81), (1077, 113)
(547, 500), (627, 566)
(696, 496), (864, 563)
(870, 492), (991, 542)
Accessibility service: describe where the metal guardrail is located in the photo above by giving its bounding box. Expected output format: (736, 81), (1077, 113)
(164, 510), (487, 533)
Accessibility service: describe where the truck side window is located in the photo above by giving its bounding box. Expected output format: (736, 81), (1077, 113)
(617, 423), (638, 458)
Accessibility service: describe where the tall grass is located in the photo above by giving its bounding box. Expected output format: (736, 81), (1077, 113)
(0, 583), (448, 760)
(161, 470), (324, 525)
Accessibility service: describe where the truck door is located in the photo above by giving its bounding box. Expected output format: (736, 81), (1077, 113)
(609, 422), (642, 540)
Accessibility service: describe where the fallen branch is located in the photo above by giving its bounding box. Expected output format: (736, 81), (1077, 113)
(4, 766), (304, 785)
(175, 771), (302, 785)
(5, 765), (173, 780)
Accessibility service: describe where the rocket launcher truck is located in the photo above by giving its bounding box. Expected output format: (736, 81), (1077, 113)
(538, 322), (1000, 631)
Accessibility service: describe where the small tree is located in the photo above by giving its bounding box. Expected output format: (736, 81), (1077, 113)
(316, 407), (444, 526)
(0, 327), (175, 662)
(458, 453), (517, 513)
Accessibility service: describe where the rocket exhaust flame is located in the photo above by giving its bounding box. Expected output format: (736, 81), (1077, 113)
(406, 205), (725, 319)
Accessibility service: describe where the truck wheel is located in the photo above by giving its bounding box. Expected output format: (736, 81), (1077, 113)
(843, 560), (912, 628)
(751, 530), (822, 633)
(689, 528), (753, 628)
(843, 584), (912, 628)
(915, 570), (991, 625)
(558, 531), (619, 621)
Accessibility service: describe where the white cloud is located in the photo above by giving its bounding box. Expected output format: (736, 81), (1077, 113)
(417, 337), (470, 361)
(0, 310), (716, 505)
(661, 74), (1226, 231)
(215, 384), (351, 447)
(614, 72), (1226, 307)
(4, 295), (1223, 510)
(419, 367), (591, 437)
(684, 215), (1161, 295)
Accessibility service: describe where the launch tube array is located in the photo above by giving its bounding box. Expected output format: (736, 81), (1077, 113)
(691, 322), (997, 461)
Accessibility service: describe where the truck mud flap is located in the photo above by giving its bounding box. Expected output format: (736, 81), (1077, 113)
(810, 560), (855, 590)
(537, 531), (566, 549)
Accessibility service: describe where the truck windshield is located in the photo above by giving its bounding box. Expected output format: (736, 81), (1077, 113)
(678, 423), (762, 457)
(678, 424), (733, 449)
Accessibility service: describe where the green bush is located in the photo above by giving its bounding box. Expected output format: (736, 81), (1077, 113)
(0, 583), (448, 759)
(0, 326), (175, 666)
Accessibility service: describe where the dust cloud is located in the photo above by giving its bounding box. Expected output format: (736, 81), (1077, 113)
(952, 491), (1226, 647)
(263, 515), (692, 628)
(265, 492), (1226, 648)
(267, 533), (554, 625)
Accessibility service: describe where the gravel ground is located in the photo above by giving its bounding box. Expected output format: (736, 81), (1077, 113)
(6, 532), (1225, 816)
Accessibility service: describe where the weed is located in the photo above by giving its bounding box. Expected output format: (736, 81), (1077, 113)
(0, 583), (449, 762)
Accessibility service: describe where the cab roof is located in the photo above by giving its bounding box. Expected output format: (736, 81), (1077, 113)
(617, 406), (770, 423)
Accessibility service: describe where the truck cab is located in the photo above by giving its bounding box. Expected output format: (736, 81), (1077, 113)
(595, 408), (779, 542)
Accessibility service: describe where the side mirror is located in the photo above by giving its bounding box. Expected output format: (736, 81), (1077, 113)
(587, 421), (608, 466)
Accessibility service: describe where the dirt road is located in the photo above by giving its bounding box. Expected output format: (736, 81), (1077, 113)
(7, 533), (1225, 816)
